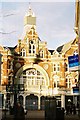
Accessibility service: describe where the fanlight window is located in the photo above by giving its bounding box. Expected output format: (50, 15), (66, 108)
(19, 68), (46, 87)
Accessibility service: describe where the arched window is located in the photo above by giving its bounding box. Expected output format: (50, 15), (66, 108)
(29, 40), (35, 55)
(19, 68), (46, 90)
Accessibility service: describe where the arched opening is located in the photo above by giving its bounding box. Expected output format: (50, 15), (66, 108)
(15, 64), (49, 86)
(25, 94), (38, 110)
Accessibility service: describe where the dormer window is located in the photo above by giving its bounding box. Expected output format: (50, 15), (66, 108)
(40, 50), (44, 58)
(73, 50), (78, 55)
(8, 60), (13, 69)
(21, 48), (26, 57)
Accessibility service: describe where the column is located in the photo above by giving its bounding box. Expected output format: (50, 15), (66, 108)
(38, 96), (41, 110)
(4, 94), (6, 109)
(61, 94), (65, 109)
(10, 95), (14, 106)
(23, 96), (25, 109)
(73, 96), (77, 107)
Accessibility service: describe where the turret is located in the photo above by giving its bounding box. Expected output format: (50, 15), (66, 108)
(20, 5), (36, 39)
(24, 6), (36, 26)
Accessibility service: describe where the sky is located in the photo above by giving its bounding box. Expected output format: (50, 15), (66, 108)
(0, 0), (76, 50)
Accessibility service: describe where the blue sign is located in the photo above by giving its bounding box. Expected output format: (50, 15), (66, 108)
(68, 54), (79, 71)
(73, 87), (79, 93)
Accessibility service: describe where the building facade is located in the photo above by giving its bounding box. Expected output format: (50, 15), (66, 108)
(0, 3), (79, 110)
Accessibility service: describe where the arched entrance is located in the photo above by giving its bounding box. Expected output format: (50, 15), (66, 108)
(14, 64), (49, 110)
(25, 94), (38, 110)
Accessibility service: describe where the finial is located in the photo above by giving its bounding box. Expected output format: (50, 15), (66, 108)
(29, 2), (31, 10)
(28, 2), (33, 16)
(25, 2), (35, 17)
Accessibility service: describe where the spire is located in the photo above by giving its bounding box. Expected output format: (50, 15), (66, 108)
(24, 4), (36, 26)
(28, 3), (33, 16)
(25, 3), (35, 17)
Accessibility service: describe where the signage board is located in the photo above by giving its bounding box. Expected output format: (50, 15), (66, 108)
(68, 54), (79, 71)
(73, 87), (79, 93)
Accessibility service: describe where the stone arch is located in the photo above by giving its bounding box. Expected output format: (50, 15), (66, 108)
(15, 64), (49, 86)
(25, 94), (38, 110)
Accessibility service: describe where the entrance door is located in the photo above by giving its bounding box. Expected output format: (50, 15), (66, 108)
(25, 94), (38, 110)
(65, 95), (73, 111)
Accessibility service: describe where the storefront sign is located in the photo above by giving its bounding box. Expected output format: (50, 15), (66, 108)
(68, 54), (79, 71)
(73, 87), (79, 93)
